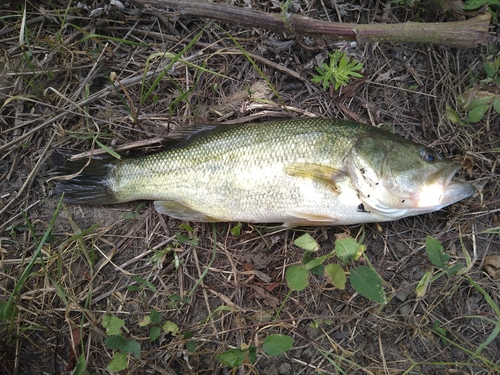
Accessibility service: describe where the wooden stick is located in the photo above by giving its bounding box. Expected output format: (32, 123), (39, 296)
(131, 0), (491, 48)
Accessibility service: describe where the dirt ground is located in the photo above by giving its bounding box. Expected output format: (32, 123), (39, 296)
(1, 0), (499, 374)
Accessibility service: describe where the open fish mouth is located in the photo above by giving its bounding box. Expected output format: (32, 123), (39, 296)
(418, 164), (475, 208)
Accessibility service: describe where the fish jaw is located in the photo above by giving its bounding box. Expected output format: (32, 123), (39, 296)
(416, 180), (475, 209)
(415, 163), (475, 209)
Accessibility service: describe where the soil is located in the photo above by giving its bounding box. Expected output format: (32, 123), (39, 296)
(1, 1), (499, 374)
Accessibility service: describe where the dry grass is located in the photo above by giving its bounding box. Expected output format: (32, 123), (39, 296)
(1, 1), (499, 374)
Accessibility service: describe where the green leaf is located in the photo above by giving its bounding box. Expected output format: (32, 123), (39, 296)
(310, 264), (325, 275)
(311, 75), (323, 84)
(102, 315), (125, 336)
(463, 0), (500, 10)
(138, 315), (151, 327)
(162, 321), (180, 335)
(431, 320), (450, 345)
(95, 139), (121, 159)
(186, 340), (196, 352)
(150, 326), (161, 342)
(231, 222), (243, 236)
(416, 270), (433, 297)
(335, 237), (360, 263)
(130, 275), (158, 293)
(176, 232), (199, 246)
(180, 223), (194, 232)
(72, 353), (87, 375)
(122, 339), (141, 359)
(216, 348), (246, 367)
(262, 334), (294, 356)
(247, 346), (257, 363)
(324, 263), (346, 289)
(0, 301), (17, 322)
(312, 50), (363, 92)
(107, 352), (128, 372)
(285, 264), (309, 291)
(104, 336), (141, 359)
(445, 106), (462, 124)
(150, 309), (162, 325)
(484, 62), (497, 78)
(350, 265), (386, 304)
(121, 211), (136, 219)
(294, 233), (320, 252)
(302, 251), (333, 272)
(446, 263), (465, 276)
(468, 104), (488, 123)
(493, 97), (500, 113)
(425, 236), (449, 268)
(104, 335), (126, 349)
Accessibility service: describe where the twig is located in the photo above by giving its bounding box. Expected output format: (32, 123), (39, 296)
(131, 0), (491, 48)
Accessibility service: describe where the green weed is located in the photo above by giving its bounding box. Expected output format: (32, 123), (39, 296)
(312, 50), (364, 91)
(463, 0), (499, 20)
(137, 29), (228, 120)
(0, 198), (64, 325)
(215, 334), (292, 368)
(282, 232), (386, 308)
(102, 285), (189, 372)
(447, 53), (500, 124)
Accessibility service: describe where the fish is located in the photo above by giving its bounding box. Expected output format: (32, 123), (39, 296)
(53, 118), (475, 226)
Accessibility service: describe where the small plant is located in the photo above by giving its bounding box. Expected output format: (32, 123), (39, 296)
(102, 315), (141, 372)
(415, 236), (500, 361)
(312, 50), (364, 91)
(447, 54), (500, 124)
(1, 198), (64, 325)
(121, 202), (147, 220)
(150, 223), (198, 270)
(216, 334), (293, 368)
(416, 236), (470, 297)
(285, 233), (386, 305)
(462, 0), (500, 20)
(103, 310), (182, 372)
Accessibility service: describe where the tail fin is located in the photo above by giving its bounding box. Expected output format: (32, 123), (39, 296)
(52, 152), (120, 205)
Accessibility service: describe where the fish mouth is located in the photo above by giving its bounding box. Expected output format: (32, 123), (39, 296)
(419, 163), (475, 208)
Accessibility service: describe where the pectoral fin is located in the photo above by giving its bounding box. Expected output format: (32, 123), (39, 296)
(284, 163), (345, 194)
(154, 200), (219, 222)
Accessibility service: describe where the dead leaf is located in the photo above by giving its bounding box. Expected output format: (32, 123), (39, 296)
(243, 262), (254, 272)
(66, 327), (83, 371)
(483, 255), (500, 280)
(253, 269), (272, 283)
(250, 285), (280, 307)
(263, 281), (281, 292)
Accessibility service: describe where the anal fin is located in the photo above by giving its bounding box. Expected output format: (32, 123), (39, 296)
(283, 211), (338, 227)
(154, 200), (219, 222)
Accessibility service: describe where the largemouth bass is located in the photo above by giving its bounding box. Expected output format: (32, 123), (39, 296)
(54, 119), (474, 226)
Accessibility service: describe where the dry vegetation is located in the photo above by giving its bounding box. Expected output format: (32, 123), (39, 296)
(1, 0), (499, 374)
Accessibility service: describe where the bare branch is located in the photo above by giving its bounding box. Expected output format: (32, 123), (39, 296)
(131, 0), (491, 48)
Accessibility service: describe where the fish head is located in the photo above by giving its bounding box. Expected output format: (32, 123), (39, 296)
(348, 132), (475, 219)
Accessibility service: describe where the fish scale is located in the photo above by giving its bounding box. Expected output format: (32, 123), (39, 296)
(54, 119), (474, 226)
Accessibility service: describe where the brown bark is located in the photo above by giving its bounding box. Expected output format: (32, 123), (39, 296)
(131, 0), (491, 48)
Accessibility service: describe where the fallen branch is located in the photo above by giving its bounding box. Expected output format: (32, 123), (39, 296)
(131, 0), (491, 48)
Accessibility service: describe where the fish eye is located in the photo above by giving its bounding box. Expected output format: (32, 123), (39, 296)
(420, 148), (437, 163)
